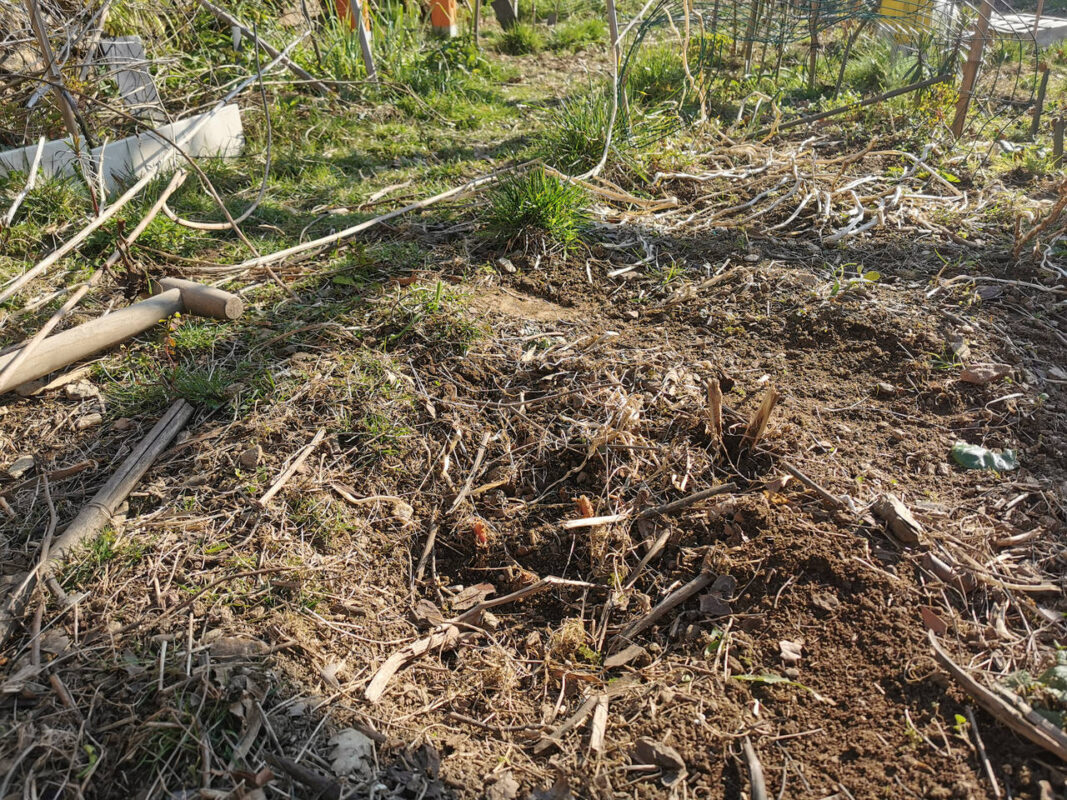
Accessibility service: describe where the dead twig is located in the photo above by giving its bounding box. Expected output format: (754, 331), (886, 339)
(928, 631), (1067, 761)
(613, 568), (715, 647)
(258, 428), (326, 507)
(779, 459), (847, 509)
(741, 737), (768, 800)
(965, 705), (1001, 799)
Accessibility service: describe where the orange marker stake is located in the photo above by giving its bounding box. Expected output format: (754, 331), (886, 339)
(430, 0), (457, 37)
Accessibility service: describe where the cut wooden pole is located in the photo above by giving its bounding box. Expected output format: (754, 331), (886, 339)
(1030, 64), (1049, 139)
(194, 0), (331, 93)
(1054, 117), (1064, 169)
(0, 280), (243, 396)
(0, 400), (194, 647)
(473, 0), (481, 44)
(951, 0), (993, 138)
(352, 0), (377, 79)
(0, 170), (188, 396)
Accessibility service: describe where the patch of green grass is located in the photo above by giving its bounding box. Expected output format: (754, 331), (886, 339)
(497, 23), (545, 55)
(484, 167), (588, 249)
(383, 279), (486, 354)
(60, 527), (147, 589)
(549, 17), (606, 52)
(627, 42), (688, 106)
(537, 90), (618, 173)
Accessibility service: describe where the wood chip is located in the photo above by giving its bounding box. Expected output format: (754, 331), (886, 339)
(871, 493), (923, 545)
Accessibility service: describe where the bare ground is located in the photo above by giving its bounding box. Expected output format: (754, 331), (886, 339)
(2, 129), (1067, 799)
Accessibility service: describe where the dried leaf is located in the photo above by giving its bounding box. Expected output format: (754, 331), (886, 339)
(413, 599), (446, 625)
(451, 582), (495, 612)
(699, 593), (732, 616)
(779, 639), (804, 665)
(486, 772), (520, 800)
(871, 494), (924, 545)
(633, 738), (688, 787)
(329, 728), (375, 778)
(920, 606), (948, 635)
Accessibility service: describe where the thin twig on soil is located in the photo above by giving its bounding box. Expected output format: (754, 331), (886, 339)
(965, 705), (1001, 799)
(928, 631), (1067, 760)
(258, 428), (326, 507)
(742, 736), (769, 800)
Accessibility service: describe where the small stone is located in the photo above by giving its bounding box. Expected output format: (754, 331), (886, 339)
(64, 380), (99, 400)
(238, 445), (262, 468)
(496, 257), (517, 274)
(625, 310), (640, 320)
(5, 455), (35, 480)
(875, 381), (898, 396)
(75, 413), (103, 430)
(113, 417), (133, 431)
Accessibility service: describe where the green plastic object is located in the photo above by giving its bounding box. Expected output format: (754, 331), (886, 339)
(951, 441), (1018, 471)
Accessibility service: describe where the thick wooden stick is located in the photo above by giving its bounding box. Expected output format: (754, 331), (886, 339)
(928, 631), (1067, 760)
(951, 0), (993, 138)
(0, 290), (183, 395)
(0, 401), (194, 646)
(0, 170), (188, 395)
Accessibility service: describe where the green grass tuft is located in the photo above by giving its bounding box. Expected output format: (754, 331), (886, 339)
(549, 17), (606, 52)
(498, 23), (545, 55)
(627, 42), (688, 106)
(484, 167), (588, 249)
(537, 90), (620, 174)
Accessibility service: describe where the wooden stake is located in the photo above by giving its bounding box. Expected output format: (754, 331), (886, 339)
(473, 0), (482, 44)
(1053, 116), (1064, 169)
(951, 0), (993, 139)
(351, 0), (377, 79)
(1030, 64), (1049, 139)
(1032, 0), (1045, 39)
